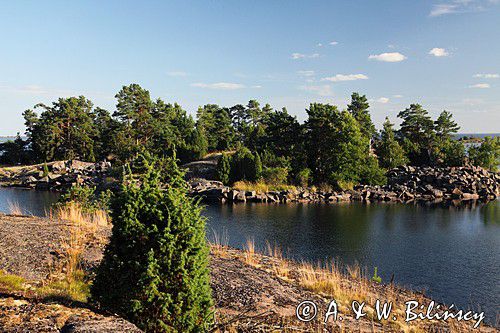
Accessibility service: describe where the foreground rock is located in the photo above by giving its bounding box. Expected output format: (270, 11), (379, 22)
(0, 297), (141, 333)
(190, 166), (499, 204)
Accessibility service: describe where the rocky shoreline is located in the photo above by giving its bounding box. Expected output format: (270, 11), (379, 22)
(0, 160), (111, 191)
(1, 161), (499, 205)
(190, 165), (499, 204)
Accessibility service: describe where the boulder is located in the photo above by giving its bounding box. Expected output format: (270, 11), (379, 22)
(451, 188), (463, 199)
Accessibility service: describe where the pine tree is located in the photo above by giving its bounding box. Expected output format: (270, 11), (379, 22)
(377, 117), (408, 169)
(434, 110), (460, 139)
(347, 92), (376, 140)
(397, 104), (435, 165)
(91, 155), (213, 332)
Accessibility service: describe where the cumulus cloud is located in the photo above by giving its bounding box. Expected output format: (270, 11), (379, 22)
(191, 82), (245, 90)
(393, 94), (404, 98)
(429, 48), (449, 57)
(291, 53), (320, 59)
(297, 70), (315, 77)
(321, 74), (369, 82)
(368, 52), (407, 62)
(377, 97), (390, 104)
(299, 85), (334, 96)
(329, 41), (339, 45)
(473, 73), (499, 78)
(167, 71), (188, 77)
(469, 83), (490, 88)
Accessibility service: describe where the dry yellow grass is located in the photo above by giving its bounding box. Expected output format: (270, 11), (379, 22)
(209, 229), (229, 258)
(233, 181), (296, 193)
(41, 202), (109, 302)
(50, 202), (110, 227)
(243, 238), (258, 266)
(265, 241), (290, 279)
(7, 201), (24, 215)
(233, 238), (473, 332)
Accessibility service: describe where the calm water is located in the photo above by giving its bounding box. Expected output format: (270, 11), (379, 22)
(0, 187), (59, 215)
(204, 202), (500, 324)
(0, 188), (498, 324)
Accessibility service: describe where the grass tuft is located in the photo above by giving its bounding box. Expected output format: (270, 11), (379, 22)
(209, 229), (229, 258)
(7, 201), (24, 215)
(243, 238), (257, 266)
(0, 270), (26, 292)
(233, 181), (296, 193)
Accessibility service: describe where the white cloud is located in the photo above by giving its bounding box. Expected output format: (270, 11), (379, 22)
(191, 82), (245, 90)
(329, 41), (339, 45)
(377, 97), (390, 104)
(321, 74), (369, 82)
(297, 70), (315, 77)
(299, 85), (334, 96)
(291, 53), (320, 59)
(393, 94), (404, 98)
(368, 52), (407, 62)
(430, 0), (500, 16)
(251, 85), (262, 89)
(473, 73), (499, 78)
(317, 43), (323, 47)
(469, 83), (490, 88)
(429, 47), (449, 57)
(430, 4), (459, 16)
(167, 71), (188, 77)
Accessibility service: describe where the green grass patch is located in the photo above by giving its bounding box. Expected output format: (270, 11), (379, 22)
(36, 270), (90, 303)
(0, 270), (27, 292)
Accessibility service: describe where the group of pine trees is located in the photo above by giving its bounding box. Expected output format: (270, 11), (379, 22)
(2, 84), (499, 184)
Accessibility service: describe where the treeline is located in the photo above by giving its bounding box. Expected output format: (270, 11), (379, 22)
(1, 84), (499, 187)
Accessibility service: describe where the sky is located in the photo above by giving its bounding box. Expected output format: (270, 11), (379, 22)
(0, 0), (499, 135)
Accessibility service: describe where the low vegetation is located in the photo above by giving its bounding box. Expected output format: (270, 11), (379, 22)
(0, 270), (27, 293)
(232, 180), (296, 193)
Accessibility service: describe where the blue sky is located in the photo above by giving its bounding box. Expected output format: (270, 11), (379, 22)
(0, 0), (499, 135)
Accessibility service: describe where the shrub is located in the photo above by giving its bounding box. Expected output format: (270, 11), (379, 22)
(468, 136), (499, 171)
(439, 140), (466, 167)
(43, 163), (49, 177)
(261, 167), (288, 185)
(216, 153), (231, 185)
(295, 168), (311, 187)
(359, 156), (387, 185)
(57, 185), (112, 214)
(229, 146), (259, 183)
(91, 155), (213, 332)
(254, 152), (262, 180)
